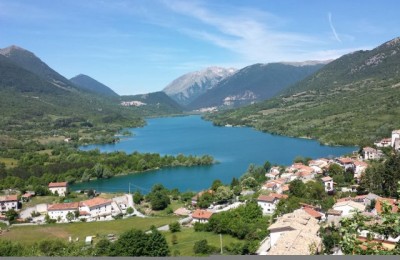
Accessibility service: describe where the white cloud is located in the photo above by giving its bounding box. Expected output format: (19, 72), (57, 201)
(328, 12), (342, 43)
(159, 0), (358, 64)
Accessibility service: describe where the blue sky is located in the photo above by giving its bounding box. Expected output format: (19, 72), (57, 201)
(0, 0), (399, 95)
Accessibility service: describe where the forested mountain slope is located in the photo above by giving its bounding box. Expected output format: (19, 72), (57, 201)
(206, 37), (400, 146)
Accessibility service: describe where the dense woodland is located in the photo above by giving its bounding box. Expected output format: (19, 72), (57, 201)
(0, 142), (214, 191)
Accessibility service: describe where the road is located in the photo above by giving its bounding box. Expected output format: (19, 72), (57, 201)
(125, 193), (146, 218)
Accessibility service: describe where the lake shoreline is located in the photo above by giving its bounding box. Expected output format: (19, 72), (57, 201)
(74, 115), (356, 193)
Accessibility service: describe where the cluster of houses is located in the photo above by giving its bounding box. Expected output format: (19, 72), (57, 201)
(256, 156), (370, 217)
(0, 182), (132, 223)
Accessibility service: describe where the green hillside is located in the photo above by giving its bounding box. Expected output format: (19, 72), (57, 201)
(121, 91), (184, 117)
(70, 74), (119, 97)
(205, 37), (400, 146)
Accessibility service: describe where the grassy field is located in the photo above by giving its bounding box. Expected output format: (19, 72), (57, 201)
(137, 200), (186, 216)
(0, 157), (18, 168)
(1, 216), (179, 245)
(163, 227), (242, 256)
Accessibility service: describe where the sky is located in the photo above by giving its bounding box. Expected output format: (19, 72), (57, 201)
(0, 0), (399, 95)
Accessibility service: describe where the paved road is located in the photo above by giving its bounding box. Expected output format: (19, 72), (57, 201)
(125, 193), (146, 218)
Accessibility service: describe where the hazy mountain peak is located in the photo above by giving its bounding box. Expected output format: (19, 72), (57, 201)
(0, 45), (33, 57)
(70, 74), (119, 97)
(163, 66), (237, 105)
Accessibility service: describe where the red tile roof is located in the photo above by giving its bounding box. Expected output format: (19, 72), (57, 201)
(80, 197), (112, 209)
(258, 193), (288, 202)
(48, 182), (68, 188)
(303, 207), (323, 219)
(257, 195), (276, 203)
(269, 193), (288, 199)
(22, 193), (32, 198)
(48, 202), (79, 211)
(0, 195), (18, 202)
(375, 198), (399, 214)
(338, 158), (353, 164)
(192, 209), (213, 220)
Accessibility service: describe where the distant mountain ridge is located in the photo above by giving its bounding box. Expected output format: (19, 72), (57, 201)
(120, 91), (184, 116)
(187, 61), (328, 110)
(0, 45), (77, 92)
(163, 66), (236, 106)
(0, 44), (182, 132)
(70, 74), (119, 97)
(206, 37), (400, 145)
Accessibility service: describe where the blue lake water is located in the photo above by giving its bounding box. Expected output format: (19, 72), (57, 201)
(72, 115), (356, 193)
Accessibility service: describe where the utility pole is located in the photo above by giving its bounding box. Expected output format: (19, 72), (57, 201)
(220, 233), (223, 254)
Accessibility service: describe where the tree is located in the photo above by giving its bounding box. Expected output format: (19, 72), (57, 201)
(111, 229), (148, 256)
(133, 191), (143, 204)
(66, 211), (74, 222)
(193, 239), (211, 255)
(94, 238), (111, 256)
(289, 179), (306, 197)
(211, 179), (223, 191)
(87, 189), (95, 198)
(169, 221), (181, 233)
(126, 207), (134, 215)
(5, 209), (18, 222)
(329, 163), (345, 176)
(149, 192), (170, 210)
(197, 192), (213, 209)
(230, 177), (240, 188)
(263, 160), (272, 172)
(145, 227), (170, 256)
(215, 186), (233, 204)
(0, 240), (25, 256)
(240, 177), (258, 190)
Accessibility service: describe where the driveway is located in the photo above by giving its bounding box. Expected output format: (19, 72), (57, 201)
(19, 206), (36, 220)
(125, 194), (146, 218)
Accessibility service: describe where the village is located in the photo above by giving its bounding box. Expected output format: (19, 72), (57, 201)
(0, 130), (400, 255)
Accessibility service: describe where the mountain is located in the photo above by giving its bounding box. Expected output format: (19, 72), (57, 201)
(0, 46), (144, 134)
(206, 37), (400, 146)
(0, 45), (77, 91)
(163, 67), (236, 106)
(120, 91), (184, 116)
(70, 74), (119, 97)
(187, 62), (327, 110)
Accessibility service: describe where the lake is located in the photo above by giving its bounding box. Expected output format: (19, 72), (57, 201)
(72, 115), (356, 193)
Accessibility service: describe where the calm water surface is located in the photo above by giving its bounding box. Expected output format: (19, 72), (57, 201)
(73, 115), (356, 193)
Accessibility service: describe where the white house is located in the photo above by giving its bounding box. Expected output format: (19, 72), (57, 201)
(266, 167), (280, 179)
(374, 138), (391, 148)
(47, 202), (79, 222)
(362, 147), (382, 160)
(191, 209), (213, 223)
(48, 182), (68, 196)
(332, 200), (366, 216)
(79, 197), (113, 220)
(391, 130), (400, 147)
(321, 176), (334, 192)
(335, 158), (355, 172)
(47, 197), (114, 222)
(0, 195), (18, 212)
(257, 193), (288, 215)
